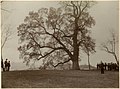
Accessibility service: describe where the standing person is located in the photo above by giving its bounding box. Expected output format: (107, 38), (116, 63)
(108, 63), (110, 71)
(104, 63), (107, 70)
(7, 61), (11, 71)
(101, 61), (104, 74)
(4, 59), (8, 71)
(1, 59), (5, 71)
(97, 63), (99, 69)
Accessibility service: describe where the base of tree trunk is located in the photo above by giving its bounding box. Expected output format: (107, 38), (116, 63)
(72, 60), (80, 70)
(88, 65), (91, 70)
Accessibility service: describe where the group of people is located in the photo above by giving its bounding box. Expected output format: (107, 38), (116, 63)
(1, 59), (11, 71)
(97, 61), (119, 74)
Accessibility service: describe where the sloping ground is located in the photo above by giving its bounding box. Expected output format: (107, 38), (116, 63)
(2, 70), (119, 88)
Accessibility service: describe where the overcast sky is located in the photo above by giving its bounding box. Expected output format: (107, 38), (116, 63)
(1, 1), (119, 70)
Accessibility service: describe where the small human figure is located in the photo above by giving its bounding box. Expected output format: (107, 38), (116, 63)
(108, 63), (110, 71)
(1, 59), (5, 71)
(4, 59), (8, 71)
(110, 62), (113, 71)
(7, 61), (11, 71)
(100, 61), (104, 74)
(97, 63), (99, 69)
(104, 63), (107, 70)
(113, 63), (115, 70)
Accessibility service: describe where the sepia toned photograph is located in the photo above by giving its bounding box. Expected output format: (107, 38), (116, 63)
(1, 1), (119, 88)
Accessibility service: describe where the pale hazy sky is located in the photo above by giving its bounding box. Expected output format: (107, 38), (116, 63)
(1, 1), (119, 70)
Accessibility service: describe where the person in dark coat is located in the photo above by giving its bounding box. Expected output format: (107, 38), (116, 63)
(104, 63), (107, 70)
(4, 59), (8, 71)
(97, 63), (99, 69)
(108, 63), (110, 71)
(101, 61), (104, 74)
(1, 59), (5, 71)
(7, 61), (11, 71)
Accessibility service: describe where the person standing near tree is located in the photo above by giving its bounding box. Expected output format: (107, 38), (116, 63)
(7, 61), (11, 71)
(4, 59), (8, 71)
(104, 63), (107, 70)
(1, 59), (5, 71)
(101, 61), (104, 74)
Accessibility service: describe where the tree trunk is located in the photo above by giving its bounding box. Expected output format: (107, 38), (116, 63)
(72, 46), (80, 70)
(88, 53), (91, 70)
(72, 59), (80, 70)
(113, 53), (119, 65)
(71, 18), (80, 70)
(71, 45), (80, 70)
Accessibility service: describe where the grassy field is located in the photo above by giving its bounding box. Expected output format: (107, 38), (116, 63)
(2, 70), (119, 88)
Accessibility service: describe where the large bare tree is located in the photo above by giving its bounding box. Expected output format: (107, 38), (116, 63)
(18, 1), (96, 70)
(101, 30), (119, 65)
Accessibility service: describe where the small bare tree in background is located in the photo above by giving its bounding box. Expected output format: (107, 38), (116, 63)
(82, 35), (96, 70)
(1, 6), (12, 58)
(1, 8), (14, 71)
(1, 7), (13, 71)
(101, 30), (119, 65)
(1, 24), (13, 58)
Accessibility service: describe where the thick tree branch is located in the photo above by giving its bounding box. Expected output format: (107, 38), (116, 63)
(37, 47), (64, 60)
(81, 2), (88, 12)
(71, 1), (78, 16)
(52, 59), (71, 67)
(26, 30), (64, 51)
(27, 18), (73, 58)
(35, 19), (73, 57)
(1, 37), (8, 49)
(102, 44), (114, 54)
(102, 44), (119, 65)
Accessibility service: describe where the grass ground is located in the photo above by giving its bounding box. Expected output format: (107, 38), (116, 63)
(2, 70), (119, 88)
